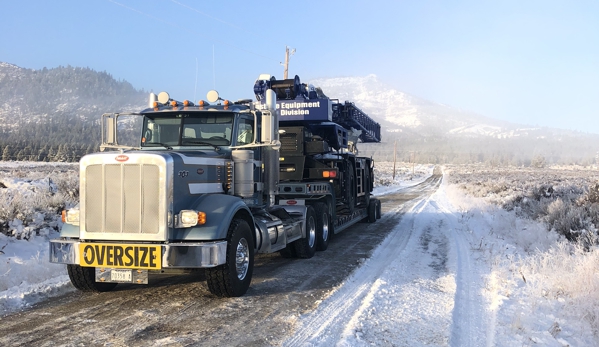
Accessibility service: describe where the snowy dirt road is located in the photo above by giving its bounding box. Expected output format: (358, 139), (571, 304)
(284, 168), (493, 347)
(0, 170), (446, 347)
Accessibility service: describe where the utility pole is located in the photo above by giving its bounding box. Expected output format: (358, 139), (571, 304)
(393, 140), (397, 180)
(283, 46), (295, 79)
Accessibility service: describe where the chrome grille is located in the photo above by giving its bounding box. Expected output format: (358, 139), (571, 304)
(85, 163), (161, 235)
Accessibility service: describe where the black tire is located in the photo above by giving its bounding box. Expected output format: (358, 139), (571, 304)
(206, 219), (254, 297)
(363, 168), (370, 207)
(294, 206), (317, 258)
(279, 244), (297, 258)
(344, 161), (356, 213)
(376, 199), (382, 219)
(367, 200), (377, 223)
(67, 264), (118, 292)
(314, 202), (331, 251)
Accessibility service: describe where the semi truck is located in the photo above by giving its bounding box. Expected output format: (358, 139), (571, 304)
(49, 74), (382, 297)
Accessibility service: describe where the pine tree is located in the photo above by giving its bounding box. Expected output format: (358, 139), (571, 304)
(2, 145), (12, 161)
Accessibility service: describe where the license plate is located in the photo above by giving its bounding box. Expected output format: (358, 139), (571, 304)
(110, 269), (132, 282)
(96, 268), (149, 284)
(79, 243), (162, 270)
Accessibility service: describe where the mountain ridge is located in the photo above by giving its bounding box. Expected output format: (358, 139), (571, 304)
(1, 62), (598, 165)
(309, 74), (580, 139)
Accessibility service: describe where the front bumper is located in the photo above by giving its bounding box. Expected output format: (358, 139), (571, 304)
(49, 239), (227, 268)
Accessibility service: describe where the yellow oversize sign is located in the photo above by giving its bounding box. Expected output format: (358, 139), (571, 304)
(79, 243), (162, 269)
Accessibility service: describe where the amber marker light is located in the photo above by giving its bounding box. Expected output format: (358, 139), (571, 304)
(61, 210), (66, 223)
(170, 100), (178, 107)
(198, 212), (207, 225)
(323, 170), (337, 178)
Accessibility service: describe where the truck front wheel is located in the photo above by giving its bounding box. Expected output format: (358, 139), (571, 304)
(67, 264), (118, 292)
(206, 218), (254, 297)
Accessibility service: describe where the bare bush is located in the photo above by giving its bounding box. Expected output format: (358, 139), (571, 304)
(0, 162), (78, 239)
(446, 165), (599, 243)
(516, 240), (599, 336)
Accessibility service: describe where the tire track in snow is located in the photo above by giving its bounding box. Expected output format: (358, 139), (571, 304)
(433, 197), (495, 347)
(283, 194), (432, 346)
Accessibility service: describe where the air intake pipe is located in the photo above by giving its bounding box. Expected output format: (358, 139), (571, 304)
(262, 89), (280, 206)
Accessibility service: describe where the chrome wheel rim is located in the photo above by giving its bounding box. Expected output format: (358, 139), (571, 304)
(236, 238), (250, 280)
(308, 217), (316, 248)
(322, 213), (329, 241)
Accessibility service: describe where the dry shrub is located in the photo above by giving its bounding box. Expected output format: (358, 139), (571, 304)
(447, 165), (599, 243)
(518, 240), (599, 336)
(0, 164), (78, 239)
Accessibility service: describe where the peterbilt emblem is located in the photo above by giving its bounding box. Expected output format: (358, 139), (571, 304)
(286, 200), (297, 205)
(197, 168), (205, 175)
(115, 155), (129, 162)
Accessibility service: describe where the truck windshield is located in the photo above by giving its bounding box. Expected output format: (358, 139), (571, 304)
(141, 112), (233, 147)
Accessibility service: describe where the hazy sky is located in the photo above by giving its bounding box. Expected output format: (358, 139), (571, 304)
(2, 0), (598, 133)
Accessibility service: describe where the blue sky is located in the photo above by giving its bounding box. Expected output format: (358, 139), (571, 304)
(2, 0), (599, 133)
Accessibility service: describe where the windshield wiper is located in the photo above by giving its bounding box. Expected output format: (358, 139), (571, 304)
(144, 142), (173, 150)
(181, 140), (221, 150)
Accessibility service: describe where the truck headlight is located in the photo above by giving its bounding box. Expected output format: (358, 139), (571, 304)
(177, 210), (207, 228)
(62, 208), (80, 226)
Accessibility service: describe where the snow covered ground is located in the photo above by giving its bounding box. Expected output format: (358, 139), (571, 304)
(0, 162), (77, 315)
(1, 161), (598, 346)
(285, 167), (598, 346)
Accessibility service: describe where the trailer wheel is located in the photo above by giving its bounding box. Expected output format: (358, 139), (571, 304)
(314, 202), (330, 251)
(206, 218), (254, 297)
(294, 206), (317, 258)
(363, 165), (371, 207)
(345, 161), (356, 213)
(67, 264), (118, 292)
(367, 200), (377, 223)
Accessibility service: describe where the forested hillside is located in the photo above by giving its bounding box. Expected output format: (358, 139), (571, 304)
(0, 62), (146, 161)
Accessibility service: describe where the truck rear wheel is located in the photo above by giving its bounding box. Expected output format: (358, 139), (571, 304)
(314, 202), (330, 251)
(376, 199), (382, 219)
(279, 245), (297, 258)
(206, 218), (254, 297)
(67, 264), (118, 292)
(294, 206), (317, 258)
